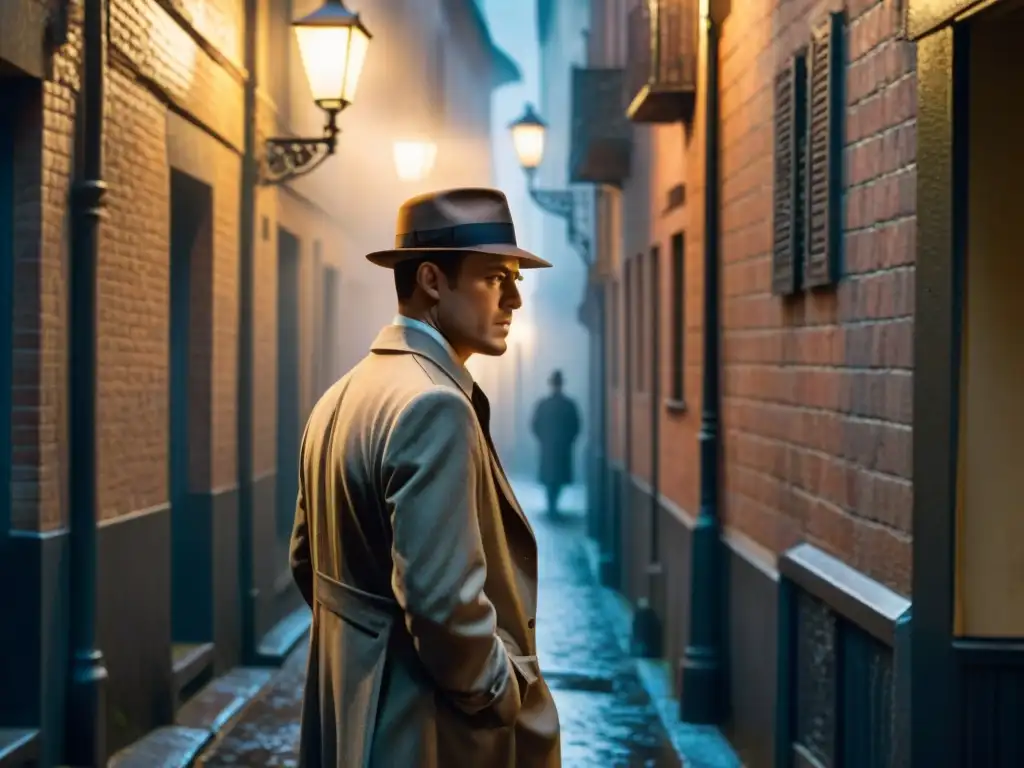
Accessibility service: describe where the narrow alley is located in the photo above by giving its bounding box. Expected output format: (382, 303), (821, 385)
(189, 482), (688, 767)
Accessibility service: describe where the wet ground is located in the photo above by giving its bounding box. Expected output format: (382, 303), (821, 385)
(197, 483), (682, 767)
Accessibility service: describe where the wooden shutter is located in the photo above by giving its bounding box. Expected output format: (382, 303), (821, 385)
(804, 13), (844, 289)
(771, 55), (806, 296)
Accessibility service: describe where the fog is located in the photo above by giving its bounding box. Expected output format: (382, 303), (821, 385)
(281, 0), (583, 480)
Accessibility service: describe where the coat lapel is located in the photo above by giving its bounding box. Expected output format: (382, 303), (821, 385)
(371, 324), (535, 539)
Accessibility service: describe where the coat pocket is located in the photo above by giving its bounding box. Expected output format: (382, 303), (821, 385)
(315, 572), (401, 768)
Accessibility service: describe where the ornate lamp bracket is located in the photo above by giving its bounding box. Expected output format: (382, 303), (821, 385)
(525, 169), (593, 267)
(261, 107), (342, 186)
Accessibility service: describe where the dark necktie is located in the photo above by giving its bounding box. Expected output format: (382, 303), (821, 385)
(470, 383), (493, 446)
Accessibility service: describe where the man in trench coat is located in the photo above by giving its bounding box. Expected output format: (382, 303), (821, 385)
(290, 188), (561, 767)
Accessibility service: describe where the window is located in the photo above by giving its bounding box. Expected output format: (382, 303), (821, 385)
(609, 282), (620, 389)
(634, 254), (645, 391)
(669, 232), (685, 404)
(321, 266), (339, 391)
(649, 244), (660, 398)
(771, 12), (845, 295)
(624, 259), (633, 391)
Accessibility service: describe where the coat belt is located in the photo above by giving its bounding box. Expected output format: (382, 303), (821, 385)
(314, 571), (402, 639)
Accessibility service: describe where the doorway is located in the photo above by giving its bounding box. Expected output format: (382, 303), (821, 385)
(910, 2), (1024, 763)
(276, 229), (301, 546)
(956, 0), (1024, 641)
(320, 265), (338, 394)
(168, 168), (215, 703)
(0, 77), (17, 537)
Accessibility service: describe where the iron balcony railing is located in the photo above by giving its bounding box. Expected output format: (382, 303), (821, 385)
(625, 0), (699, 122)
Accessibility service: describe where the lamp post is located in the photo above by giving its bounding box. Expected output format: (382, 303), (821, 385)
(508, 103), (592, 267)
(261, 0), (372, 185)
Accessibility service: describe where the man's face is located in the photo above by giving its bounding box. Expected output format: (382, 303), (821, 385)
(435, 253), (523, 358)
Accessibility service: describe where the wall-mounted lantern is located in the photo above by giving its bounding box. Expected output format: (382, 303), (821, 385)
(263, 0), (372, 185)
(509, 102), (592, 266)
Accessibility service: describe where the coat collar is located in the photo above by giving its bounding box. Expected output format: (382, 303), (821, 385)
(370, 323), (474, 398)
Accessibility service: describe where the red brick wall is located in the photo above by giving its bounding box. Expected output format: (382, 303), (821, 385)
(10, 27), (81, 532)
(6, 0), (346, 528)
(719, 0), (915, 594)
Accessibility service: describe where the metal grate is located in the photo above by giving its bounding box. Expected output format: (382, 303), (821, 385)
(625, 0), (698, 100)
(796, 591), (838, 766)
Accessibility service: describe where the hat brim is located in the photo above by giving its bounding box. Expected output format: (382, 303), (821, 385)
(365, 243), (552, 269)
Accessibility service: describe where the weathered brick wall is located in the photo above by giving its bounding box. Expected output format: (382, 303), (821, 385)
(10, 13), (82, 532)
(719, 0), (914, 593)
(97, 65), (171, 519)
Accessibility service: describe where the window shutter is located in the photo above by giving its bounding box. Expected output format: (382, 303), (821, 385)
(771, 56), (806, 296)
(804, 13), (844, 289)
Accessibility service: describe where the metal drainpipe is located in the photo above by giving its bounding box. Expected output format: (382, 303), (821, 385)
(66, 0), (109, 760)
(680, 4), (724, 724)
(237, 0), (258, 664)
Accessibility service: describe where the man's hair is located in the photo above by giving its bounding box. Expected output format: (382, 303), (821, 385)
(393, 252), (466, 302)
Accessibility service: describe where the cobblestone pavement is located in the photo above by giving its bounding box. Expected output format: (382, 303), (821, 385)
(197, 482), (682, 767)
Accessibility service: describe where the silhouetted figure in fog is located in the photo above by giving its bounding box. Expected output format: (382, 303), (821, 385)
(531, 370), (581, 516)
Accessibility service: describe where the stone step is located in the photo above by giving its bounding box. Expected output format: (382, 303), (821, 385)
(0, 729), (39, 768)
(254, 605), (311, 666)
(175, 668), (274, 733)
(171, 642), (215, 707)
(107, 667), (273, 768)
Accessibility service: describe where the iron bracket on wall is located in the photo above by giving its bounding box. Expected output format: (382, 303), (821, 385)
(525, 172), (593, 267)
(261, 108), (341, 186)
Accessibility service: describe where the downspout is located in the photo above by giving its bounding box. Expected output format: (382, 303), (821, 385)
(66, 0), (110, 760)
(680, 0), (724, 724)
(237, 0), (258, 664)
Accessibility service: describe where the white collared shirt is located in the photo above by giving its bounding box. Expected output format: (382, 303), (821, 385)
(392, 314), (464, 371)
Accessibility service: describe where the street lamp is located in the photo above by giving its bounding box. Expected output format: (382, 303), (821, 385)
(509, 102), (592, 267)
(393, 139), (438, 182)
(263, 0), (372, 185)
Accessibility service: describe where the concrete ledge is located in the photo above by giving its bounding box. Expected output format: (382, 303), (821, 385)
(0, 728), (39, 767)
(107, 726), (210, 768)
(583, 538), (742, 768)
(176, 668), (274, 733)
(255, 606), (311, 667)
(108, 667), (274, 767)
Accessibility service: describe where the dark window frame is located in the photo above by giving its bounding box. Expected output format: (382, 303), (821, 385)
(609, 281), (620, 389)
(635, 254), (646, 392)
(668, 231), (686, 409)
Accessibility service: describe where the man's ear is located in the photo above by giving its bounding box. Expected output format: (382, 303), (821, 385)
(416, 261), (443, 301)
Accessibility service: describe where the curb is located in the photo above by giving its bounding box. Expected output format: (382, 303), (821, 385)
(581, 540), (743, 768)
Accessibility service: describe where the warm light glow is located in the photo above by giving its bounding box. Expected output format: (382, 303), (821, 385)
(506, 317), (535, 351)
(393, 140), (438, 182)
(509, 104), (548, 171)
(512, 124), (545, 170)
(294, 9), (371, 107)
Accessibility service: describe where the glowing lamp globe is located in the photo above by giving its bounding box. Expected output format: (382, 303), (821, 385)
(293, 0), (372, 111)
(509, 103), (548, 171)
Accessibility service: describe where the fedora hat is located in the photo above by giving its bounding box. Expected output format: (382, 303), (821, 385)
(366, 187), (552, 269)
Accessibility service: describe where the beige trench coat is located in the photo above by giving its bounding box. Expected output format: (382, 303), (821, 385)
(290, 323), (561, 767)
